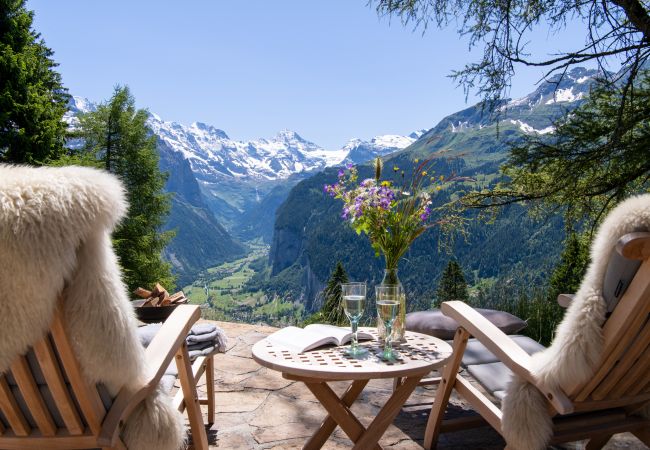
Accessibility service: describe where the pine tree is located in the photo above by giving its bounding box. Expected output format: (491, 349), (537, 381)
(0, 0), (69, 164)
(77, 86), (175, 292)
(548, 232), (590, 302)
(305, 262), (350, 325)
(436, 260), (468, 305)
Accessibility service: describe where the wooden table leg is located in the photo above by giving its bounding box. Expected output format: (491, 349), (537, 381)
(303, 381), (381, 450)
(352, 376), (423, 450)
(303, 379), (368, 449)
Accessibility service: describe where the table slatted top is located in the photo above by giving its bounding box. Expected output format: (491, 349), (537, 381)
(252, 327), (453, 381)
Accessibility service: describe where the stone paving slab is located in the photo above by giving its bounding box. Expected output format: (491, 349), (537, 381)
(184, 320), (647, 450)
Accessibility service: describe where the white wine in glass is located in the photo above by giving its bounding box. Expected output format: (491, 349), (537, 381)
(375, 285), (401, 360)
(341, 282), (368, 357)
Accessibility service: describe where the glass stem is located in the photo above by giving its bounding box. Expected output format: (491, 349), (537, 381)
(351, 320), (358, 351)
(383, 323), (393, 359)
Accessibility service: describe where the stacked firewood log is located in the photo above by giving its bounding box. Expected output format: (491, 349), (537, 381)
(134, 283), (188, 307)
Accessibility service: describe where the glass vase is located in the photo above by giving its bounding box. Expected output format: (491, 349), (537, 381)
(377, 268), (406, 342)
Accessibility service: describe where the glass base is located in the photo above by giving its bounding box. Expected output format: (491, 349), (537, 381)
(380, 348), (398, 361)
(346, 346), (369, 358)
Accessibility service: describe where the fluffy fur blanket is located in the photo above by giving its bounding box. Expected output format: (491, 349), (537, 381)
(0, 165), (184, 449)
(501, 193), (650, 449)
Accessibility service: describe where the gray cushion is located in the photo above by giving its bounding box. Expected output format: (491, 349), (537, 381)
(603, 250), (641, 312)
(461, 336), (545, 398)
(460, 335), (545, 366)
(406, 308), (527, 340)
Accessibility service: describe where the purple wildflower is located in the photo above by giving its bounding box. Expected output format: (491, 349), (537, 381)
(346, 162), (354, 170)
(420, 206), (431, 222)
(338, 169), (345, 178)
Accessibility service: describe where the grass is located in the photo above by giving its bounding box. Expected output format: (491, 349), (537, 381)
(182, 243), (304, 326)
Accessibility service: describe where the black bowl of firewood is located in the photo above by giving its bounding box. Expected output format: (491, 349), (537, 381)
(132, 283), (189, 324)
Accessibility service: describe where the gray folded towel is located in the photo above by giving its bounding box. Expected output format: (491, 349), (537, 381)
(186, 327), (219, 345)
(137, 322), (228, 355)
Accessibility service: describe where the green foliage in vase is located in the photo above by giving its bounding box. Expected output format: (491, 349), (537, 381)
(435, 260), (469, 305)
(0, 0), (69, 164)
(325, 158), (453, 271)
(74, 86), (175, 292)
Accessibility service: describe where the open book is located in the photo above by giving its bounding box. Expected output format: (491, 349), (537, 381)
(267, 324), (374, 353)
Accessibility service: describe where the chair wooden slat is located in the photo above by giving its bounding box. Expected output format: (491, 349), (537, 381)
(571, 260), (650, 400)
(49, 308), (106, 435)
(10, 355), (57, 437)
(611, 344), (650, 398)
(32, 336), (84, 435)
(591, 320), (650, 400)
(0, 376), (30, 437)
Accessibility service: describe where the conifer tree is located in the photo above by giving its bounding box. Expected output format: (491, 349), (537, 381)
(0, 0), (69, 164)
(77, 86), (175, 292)
(314, 261), (350, 325)
(436, 260), (468, 305)
(548, 232), (590, 302)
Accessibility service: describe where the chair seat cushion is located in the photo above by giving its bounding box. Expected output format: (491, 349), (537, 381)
(461, 335), (545, 399)
(406, 308), (527, 340)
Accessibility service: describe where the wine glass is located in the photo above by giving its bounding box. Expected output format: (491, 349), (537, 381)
(375, 285), (401, 360)
(341, 282), (368, 357)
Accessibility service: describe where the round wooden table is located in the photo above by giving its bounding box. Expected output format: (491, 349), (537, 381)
(252, 327), (453, 449)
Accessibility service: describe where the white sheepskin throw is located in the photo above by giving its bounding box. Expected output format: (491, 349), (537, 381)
(501, 193), (650, 450)
(0, 164), (184, 449)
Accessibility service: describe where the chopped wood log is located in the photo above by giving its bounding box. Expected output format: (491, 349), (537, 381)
(133, 287), (152, 299)
(168, 292), (185, 303)
(135, 284), (187, 307)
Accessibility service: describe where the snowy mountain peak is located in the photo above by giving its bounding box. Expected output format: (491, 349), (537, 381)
(274, 129), (305, 142)
(65, 95), (414, 181)
(190, 121), (229, 139)
(342, 133), (418, 164)
(409, 130), (426, 139)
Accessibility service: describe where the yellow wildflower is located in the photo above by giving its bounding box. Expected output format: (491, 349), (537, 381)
(436, 186), (442, 191)
(422, 171), (428, 176)
(393, 166), (399, 172)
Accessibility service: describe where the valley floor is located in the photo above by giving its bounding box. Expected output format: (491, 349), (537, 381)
(186, 320), (646, 449)
(183, 245), (303, 327)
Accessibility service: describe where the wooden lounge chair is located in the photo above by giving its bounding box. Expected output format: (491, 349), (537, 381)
(0, 301), (209, 450)
(424, 230), (650, 449)
(0, 165), (209, 449)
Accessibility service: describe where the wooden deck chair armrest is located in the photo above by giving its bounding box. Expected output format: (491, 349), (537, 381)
(617, 231), (650, 260)
(441, 301), (574, 414)
(441, 301), (535, 380)
(144, 304), (201, 382)
(557, 294), (574, 308)
(97, 305), (201, 446)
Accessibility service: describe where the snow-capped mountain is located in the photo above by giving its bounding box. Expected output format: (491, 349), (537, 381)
(68, 95), (417, 181)
(429, 67), (601, 137)
(342, 133), (421, 164)
(148, 115), (344, 181)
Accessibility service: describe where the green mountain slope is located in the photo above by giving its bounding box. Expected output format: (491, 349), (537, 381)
(261, 68), (597, 312)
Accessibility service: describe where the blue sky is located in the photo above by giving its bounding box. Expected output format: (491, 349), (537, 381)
(31, 0), (592, 148)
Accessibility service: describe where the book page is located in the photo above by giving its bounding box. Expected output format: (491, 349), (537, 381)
(304, 324), (373, 345)
(266, 326), (336, 353)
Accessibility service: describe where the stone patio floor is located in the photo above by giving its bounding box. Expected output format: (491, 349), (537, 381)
(186, 320), (647, 449)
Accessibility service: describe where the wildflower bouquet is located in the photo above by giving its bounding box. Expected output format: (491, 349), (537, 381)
(324, 158), (442, 274)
